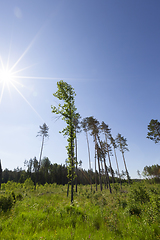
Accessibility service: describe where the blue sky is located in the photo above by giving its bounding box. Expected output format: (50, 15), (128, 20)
(0, 0), (160, 179)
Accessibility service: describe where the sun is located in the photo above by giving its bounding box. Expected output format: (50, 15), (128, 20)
(0, 68), (13, 84)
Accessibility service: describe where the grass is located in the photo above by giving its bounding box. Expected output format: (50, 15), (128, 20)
(0, 181), (160, 239)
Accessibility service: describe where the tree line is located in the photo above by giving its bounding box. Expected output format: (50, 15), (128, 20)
(0, 157), (128, 186)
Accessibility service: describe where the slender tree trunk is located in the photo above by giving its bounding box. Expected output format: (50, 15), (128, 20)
(96, 146), (102, 191)
(71, 125), (74, 203)
(113, 147), (122, 188)
(95, 146), (97, 191)
(86, 131), (92, 192)
(122, 151), (130, 185)
(67, 182), (69, 197)
(96, 136), (111, 193)
(103, 157), (112, 193)
(105, 135), (114, 184)
(75, 133), (78, 192)
(39, 135), (44, 167)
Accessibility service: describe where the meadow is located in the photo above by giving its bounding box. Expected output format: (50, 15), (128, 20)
(0, 179), (160, 240)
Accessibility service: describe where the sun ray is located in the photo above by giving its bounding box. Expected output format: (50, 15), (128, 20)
(11, 63), (38, 75)
(0, 82), (5, 104)
(9, 22), (46, 73)
(15, 76), (60, 80)
(10, 81), (44, 122)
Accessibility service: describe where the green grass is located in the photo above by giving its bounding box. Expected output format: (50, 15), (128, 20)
(0, 181), (160, 239)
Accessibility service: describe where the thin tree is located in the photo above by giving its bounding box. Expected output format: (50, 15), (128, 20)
(37, 123), (49, 167)
(110, 136), (122, 188)
(87, 116), (103, 191)
(116, 133), (130, 184)
(81, 117), (92, 191)
(147, 119), (160, 144)
(101, 122), (115, 184)
(51, 80), (77, 203)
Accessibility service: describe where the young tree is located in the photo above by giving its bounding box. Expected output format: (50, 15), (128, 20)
(116, 133), (130, 184)
(51, 80), (77, 203)
(147, 119), (160, 143)
(37, 123), (49, 167)
(0, 160), (2, 189)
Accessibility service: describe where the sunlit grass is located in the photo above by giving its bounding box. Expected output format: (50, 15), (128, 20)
(0, 181), (160, 239)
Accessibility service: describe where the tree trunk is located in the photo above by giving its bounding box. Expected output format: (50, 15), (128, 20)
(39, 135), (44, 167)
(122, 152), (130, 184)
(86, 131), (92, 192)
(95, 146), (97, 191)
(70, 113), (74, 203)
(103, 157), (112, 193)
(97, 136), (112, 193)
(105, 135), (114, 184)
(75, 134), (78, 192)
(97, 146), (102, 191)
(113, 147), (122, 188)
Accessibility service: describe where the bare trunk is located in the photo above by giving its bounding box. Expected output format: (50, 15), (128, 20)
(103, 156), (112, 193)
(122, 151), (130, 185)
(97, 136), (112, 193)
(75, 134), (78, 192)
(86, 131), (92, 191)
(97, 146), (102, 191)
(113, 147), (122, 188)
(39, 135), (44, 167)
(71, 120), (74, 203)
(95, 146), (97, 191)
(105, 135), (114, 184)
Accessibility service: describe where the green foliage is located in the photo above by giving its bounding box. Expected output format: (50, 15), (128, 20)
(129, 184), (150, 204)
(23, 178), (34, 190)
(0, 195), (13, 212)
(51, 81), (78, 202)
(147, 119), (160, 143)
(143, 164), (160, 179)
(0, 182), (160, 239)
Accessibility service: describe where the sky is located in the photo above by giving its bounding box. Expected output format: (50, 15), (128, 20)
(0, 0), (160, 179)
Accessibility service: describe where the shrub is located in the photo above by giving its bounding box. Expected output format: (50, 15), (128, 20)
(129, 185), (150, 204)
(0, 195), (13, 212)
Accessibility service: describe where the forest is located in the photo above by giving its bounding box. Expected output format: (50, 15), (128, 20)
(1, 81), (160, 239)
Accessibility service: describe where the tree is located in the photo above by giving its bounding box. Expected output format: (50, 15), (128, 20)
(101, 122), (115, 184)
(0, 160), (2, 189)
(81, 117), (92, 191)
(147, 119), (160, 144)
(116, 133), (130, 184)
(143, 164), (160, 179)
(110, 136), (122, 188)
(51, 80), (77, 203)
(37, 123), (49, 167)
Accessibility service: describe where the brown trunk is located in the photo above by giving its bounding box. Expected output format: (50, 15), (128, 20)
(96, 146), (102, 191)
(75, 133), (78, 192)
(113, 147), (122, 188)
(105, 135), (114, 184)
(86, 131), (92, 191)
(122, 151), (130, 185)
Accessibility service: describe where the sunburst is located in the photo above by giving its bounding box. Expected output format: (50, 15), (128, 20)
(0, 39), (58, 121)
